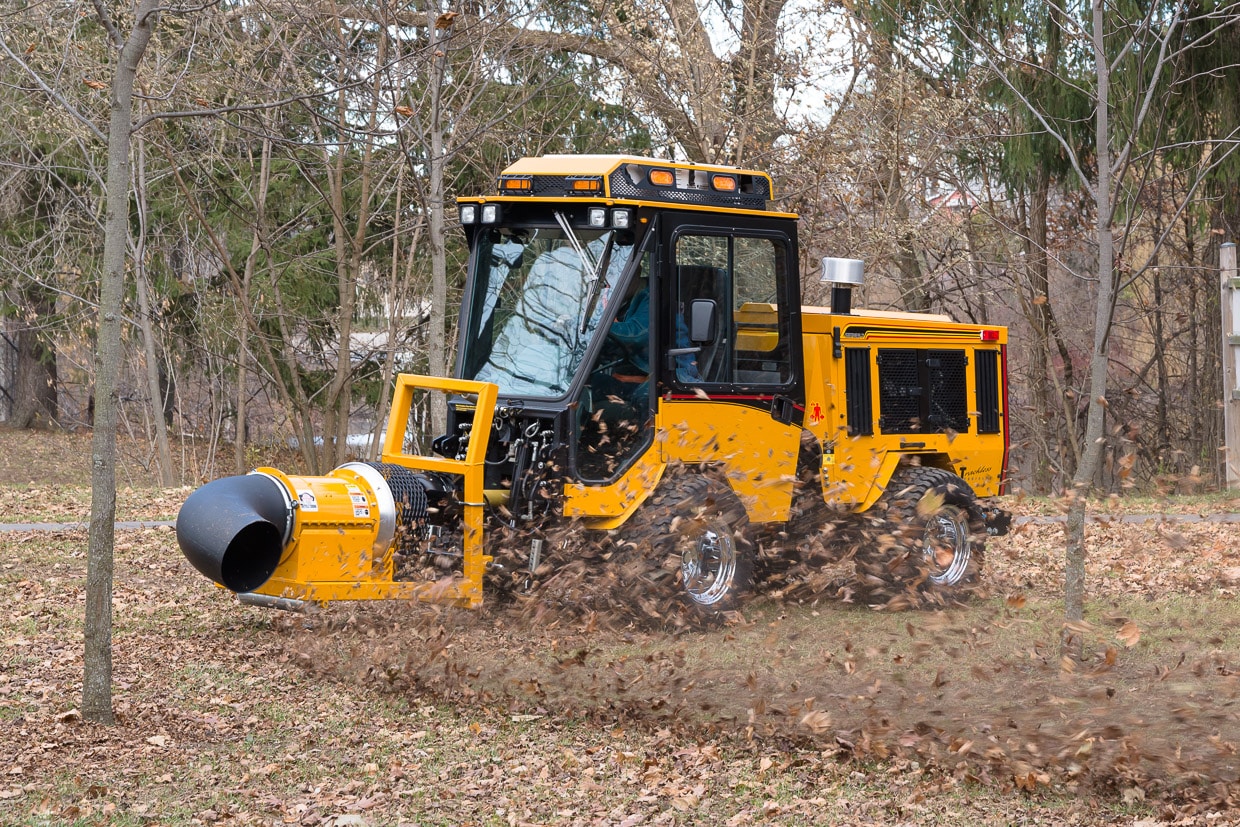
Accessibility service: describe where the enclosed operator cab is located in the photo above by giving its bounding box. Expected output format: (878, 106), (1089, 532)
(451, 155), (809, 533)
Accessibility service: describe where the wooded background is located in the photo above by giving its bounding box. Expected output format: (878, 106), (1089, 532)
(2, 0), (1238, 494)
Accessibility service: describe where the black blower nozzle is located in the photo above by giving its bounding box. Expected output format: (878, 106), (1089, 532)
(176, 473), (292, 593)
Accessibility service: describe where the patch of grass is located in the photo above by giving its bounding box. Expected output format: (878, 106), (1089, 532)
(0, 484), (186, 524)
(1004, 487), (1240, 517)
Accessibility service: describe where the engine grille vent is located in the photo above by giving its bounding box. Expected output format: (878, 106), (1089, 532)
(844, 348), (873, 436)
(878, 349), (969, 434)
(975, 349), (1001, 434)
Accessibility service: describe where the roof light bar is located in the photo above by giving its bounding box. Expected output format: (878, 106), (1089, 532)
(568, 176), (602, 192)
(498, 176), (532, 192)
(648, 168), (674, 187)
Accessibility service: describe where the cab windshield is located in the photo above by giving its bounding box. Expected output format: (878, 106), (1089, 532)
(460, 217), (636, 399)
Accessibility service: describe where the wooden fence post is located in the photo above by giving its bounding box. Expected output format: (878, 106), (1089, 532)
(1223, 242), (1239, 490)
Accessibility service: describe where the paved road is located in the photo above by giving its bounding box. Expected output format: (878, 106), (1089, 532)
(0, 520), (176, 533)
(1, 514), (1238, 533)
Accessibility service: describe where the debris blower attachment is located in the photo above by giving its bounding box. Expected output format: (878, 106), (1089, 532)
(175, 375), (498, 608)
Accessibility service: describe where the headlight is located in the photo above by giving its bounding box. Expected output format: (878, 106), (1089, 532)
(481, 204), (500, 224)
(611, 209), (631, 229)
(459, 204), (477, 224)
(587, 207), (607, 228)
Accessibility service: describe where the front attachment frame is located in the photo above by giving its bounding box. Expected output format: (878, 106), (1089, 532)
(380, 373), (499, 608)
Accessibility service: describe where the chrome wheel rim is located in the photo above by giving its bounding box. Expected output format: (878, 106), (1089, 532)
(923, 504), (972, 586)
(681, 526), (738, 606)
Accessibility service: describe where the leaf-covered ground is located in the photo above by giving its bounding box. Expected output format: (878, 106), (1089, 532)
(4, 430), (1240, 825)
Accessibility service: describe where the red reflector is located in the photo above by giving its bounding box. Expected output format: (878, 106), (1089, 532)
(980, 329), (1000, 342)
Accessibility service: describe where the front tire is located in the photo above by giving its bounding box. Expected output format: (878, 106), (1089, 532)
(854, 466), (985, 606)
(613, 474), (754, 622)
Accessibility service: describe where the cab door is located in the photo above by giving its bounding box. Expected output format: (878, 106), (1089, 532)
(654, 214), (804, 522)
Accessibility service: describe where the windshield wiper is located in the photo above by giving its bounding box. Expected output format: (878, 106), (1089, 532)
(553, 211), (595, 274)
(552, 211), (615, 335)
(579, 234), (615, 334)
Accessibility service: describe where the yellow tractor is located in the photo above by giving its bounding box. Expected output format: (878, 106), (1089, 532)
(177, 155), (1010, 618)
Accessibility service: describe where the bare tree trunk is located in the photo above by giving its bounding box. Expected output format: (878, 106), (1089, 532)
(236, 137), (272, 475)
(426, 4), (449, 438)
(1152, 251), (1170, 465)
(1063, 0), (1117, 632)
(371, 170), (422, 460)
(132, 135), (176, 487)
(320, 15), (385, 468)
(85, 0), (160, 725)
(322, 49), (354, 470)
(731, 0), (788, 165)
(869, 50), (930, 313)
(9, 299), (58, 429)
(1025, 170), (1057, 492)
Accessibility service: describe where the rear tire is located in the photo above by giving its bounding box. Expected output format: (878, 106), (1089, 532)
(853, 466), (985, 607)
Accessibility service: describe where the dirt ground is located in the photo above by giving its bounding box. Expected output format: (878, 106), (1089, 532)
(5, 429), (1240, 825)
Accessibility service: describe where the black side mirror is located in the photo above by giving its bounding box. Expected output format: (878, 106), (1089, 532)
(689, 299), (717, 344)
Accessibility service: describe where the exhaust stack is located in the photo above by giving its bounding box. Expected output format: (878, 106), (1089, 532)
(820, 257), (864, 315)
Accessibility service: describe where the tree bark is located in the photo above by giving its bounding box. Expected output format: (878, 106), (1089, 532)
(427, 2), (449, 438)
(132, 134), (176, 487)
(1026, 169), (1054, 493)
(9, 296), (58, 429)
(236, 136), (272, 475)
(1063, 0), (1116, 633)
(84, 0), (160, 725)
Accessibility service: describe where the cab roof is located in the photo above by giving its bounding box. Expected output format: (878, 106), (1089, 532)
(500, 154), (763, 178)
(470, 154), (782, 213)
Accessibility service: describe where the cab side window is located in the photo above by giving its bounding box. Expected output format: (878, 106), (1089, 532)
(672, 233), (791, 385)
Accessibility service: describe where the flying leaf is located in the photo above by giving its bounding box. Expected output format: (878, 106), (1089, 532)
(916, 490), (945, 517)
(1116, 621), (1141, 648)
(799, 709), (832, 734)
